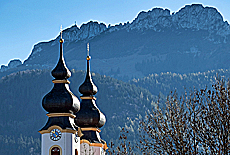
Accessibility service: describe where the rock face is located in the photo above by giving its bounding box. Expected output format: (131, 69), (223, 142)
(8, 4), (230, 79)
(0, 59), (22, 72)
(0, 65), (8, 72)
(8, 59), (22, 68)
(61, 21), (107, 42)
(129, 4), (230, 36)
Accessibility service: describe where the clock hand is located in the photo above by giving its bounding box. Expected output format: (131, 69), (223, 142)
(52, 131), (57, 137)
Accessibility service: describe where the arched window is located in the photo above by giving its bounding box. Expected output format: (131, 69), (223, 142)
(49, 145), (62, 155)
(75, 149), (78, 155)
(51, 147), (60, 155)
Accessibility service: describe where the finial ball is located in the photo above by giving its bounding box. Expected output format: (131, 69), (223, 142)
(59, 38), (64, 43)
(86, 56), (91, 60)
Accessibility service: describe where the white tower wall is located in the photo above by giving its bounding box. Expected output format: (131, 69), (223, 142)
(41, 132), (80, 155)
(80, 143), (105, 155)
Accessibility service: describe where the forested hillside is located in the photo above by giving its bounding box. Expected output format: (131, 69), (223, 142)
(130, 69), (230, 96)
(0, 69), (155, 154)
(0, 68), (229, 154)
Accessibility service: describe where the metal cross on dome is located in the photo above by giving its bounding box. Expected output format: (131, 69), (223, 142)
(60, 25), (63, 38)
(86, 43), (91, 61)
(87, 43), (89, 56)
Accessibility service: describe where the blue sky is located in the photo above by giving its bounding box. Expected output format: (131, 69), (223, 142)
(0, 0), (229, 66)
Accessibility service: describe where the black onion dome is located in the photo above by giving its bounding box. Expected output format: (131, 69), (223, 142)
(42, 34), (80, 114)
(42, 83), (80, 113)
(79, 56), (98, 96)
(74, 99), (106, 128)
(51, 38), (71, 80)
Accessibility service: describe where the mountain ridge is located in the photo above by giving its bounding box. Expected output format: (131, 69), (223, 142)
(1, 4), (230, 80)
(30, 4), (230, 45)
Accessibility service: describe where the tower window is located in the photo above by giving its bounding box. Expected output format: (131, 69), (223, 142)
(75, 149), (78, 155)
(51, 147), (60, 155)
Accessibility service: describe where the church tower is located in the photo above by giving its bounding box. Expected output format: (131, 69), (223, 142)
(74, 43), (107, 155)
(39, 29), (81, 155)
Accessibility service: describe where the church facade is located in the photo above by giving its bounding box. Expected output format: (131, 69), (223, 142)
(39, 30), (107, 155)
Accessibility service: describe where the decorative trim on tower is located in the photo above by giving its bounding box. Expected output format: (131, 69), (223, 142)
(81, 127), (101, 132)
(47, 113), (76, 118)
(39, 125), (79, 134)
(52, 79), (70, 84)
(80, 96), (96, 100)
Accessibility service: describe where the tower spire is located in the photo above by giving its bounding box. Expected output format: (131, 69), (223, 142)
(39, 27), (81, 155)
(51, 26), (70, 80)
(78, 43), (97, 97)
(75, 43), (107, 153)
(42, 26), (80, 114)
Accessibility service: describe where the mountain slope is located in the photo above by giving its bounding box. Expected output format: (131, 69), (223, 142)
(13, 4), (229, 80)
(130, 69), (230, 96)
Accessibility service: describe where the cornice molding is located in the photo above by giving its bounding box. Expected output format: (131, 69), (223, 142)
(81, 127), (101, 132)
(52, 79), (70, 84)
(39, 125), (77, 134)
(46, 113), (76, 118)
(80, 96), (96, 100)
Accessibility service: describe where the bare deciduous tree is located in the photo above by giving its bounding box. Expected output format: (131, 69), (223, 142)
(107, 128), (135, 155)
(107, 79), (229, 154)
(138, 79), (230, 154)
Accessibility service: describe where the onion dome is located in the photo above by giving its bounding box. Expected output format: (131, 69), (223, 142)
(42, 30), (80, 114)
(51, 33), (71, 80)
(75, 99), (106, 128)
(75, 43), (106, 128)
(79, 55), (98, 96)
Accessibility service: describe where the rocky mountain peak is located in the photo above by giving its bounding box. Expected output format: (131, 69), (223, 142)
(129, 4), (230, 36)
(50, 4), (229, 44)
(57, 21), (107, 43)
(136, 8), (171, 21)
(173, 4), (225, 32)
(0, 59), (22, 72)
(130, 8), (171, 30)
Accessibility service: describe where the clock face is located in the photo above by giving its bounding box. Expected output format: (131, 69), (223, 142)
(50, 129), (62, 141)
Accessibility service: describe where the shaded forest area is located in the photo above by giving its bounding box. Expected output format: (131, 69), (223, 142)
(0, 69), (154, 154)
(0, 68), (230, 154)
